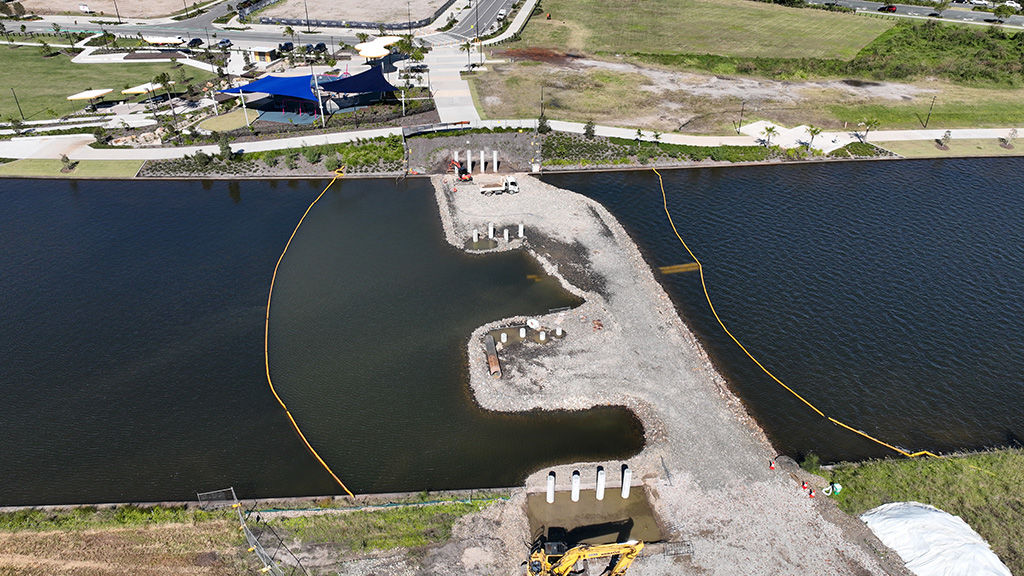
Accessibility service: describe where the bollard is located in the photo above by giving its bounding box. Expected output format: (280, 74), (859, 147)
(547, 472), (556, 503)
(500, 332), (507, 344)
(518, 223), (524, 238)
(539, 331), (546, 341)
(596, 466), (606, 501)
(453, 150), (458, 163)
(571, 470), (580, 502)
(472, 229), (479, 243)
(467, 149), (472, 172)
(504, 229), (509, 242)
(493, 150), (498, 172)
(488, 222), (494, 239)
(621, 466), (632, 499)
(555, 327), (563, 337)
(480, 150), (485, 173)
(519, 327), (526, 338)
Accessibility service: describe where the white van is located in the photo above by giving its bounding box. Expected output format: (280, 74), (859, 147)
(496, 9), (507, 20)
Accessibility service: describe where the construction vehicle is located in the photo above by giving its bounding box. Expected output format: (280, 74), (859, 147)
(527, 540), (644, 576)
(447, 159), (473, 181)
(480, 176), (519, 195)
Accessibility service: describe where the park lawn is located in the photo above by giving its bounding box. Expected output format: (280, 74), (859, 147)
(521, 0), (894, 59)
(0, 159), (145, 178)
(1, 33), (84, 45)
(830, 93), (1024, 130)
(827, 450), (1024, 575)
(877, 138), (1024, 158)
(198, 107), (254, 132)
(0, 46), (215, 120)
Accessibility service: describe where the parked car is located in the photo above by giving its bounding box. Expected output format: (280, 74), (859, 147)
(408, 63), (428, 72)
(1002, 0), (1020, 8)
(187, 38), (203, 48)
(278, 41), (294, 51)
(878, 4), (897, 11)
(496, 8), (507, 19)
(313, 42), (327, 53)
(216, 38), (232, 47)
(303, 43), (314, 53)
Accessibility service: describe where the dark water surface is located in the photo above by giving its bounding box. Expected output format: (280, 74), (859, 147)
(544, 158), (1024, 462)
(0, 178), (642, 506)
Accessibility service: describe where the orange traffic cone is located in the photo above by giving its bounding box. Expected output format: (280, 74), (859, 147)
(809, 488), (815, 498)
(801, 481), (808, 490)
(769, 460), (775, 470)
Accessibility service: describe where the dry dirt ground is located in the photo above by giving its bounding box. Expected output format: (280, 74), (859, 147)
(19, 0), (186, 17)
(259, 0), (445, 24)
(0, 521), (253, 576)
(478, 49), (936, 133)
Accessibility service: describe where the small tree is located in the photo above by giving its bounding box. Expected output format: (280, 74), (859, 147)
(1003, 127), (1018, 148)
(0, 22), (8, 42)
(38, 41), (53, 57)
(941, 130), (952, 148)
(356, 32), (370, 43)
(583, 119), (595, 140)
(993, 4), (1014, 20)
(635, 128), (643, 142)
(60, 154), (73, 171)
(807, 125), (822, 149)
(283, 26), (295, 41)
(218, 132), (233, 161)
(933, 0), (951, 15)
(459, 40), (473, 68)
(652, 130), (661, 143)
(762, 125), (777, 147)
(860, 118), (879, 140)
(537, 114), (551, 134)
(51, 22), (61, 34)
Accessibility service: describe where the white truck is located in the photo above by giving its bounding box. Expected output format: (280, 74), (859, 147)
(480, 176), (519, 195)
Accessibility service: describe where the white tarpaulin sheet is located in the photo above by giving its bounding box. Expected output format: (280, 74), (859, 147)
(861, 502), (1011, 576)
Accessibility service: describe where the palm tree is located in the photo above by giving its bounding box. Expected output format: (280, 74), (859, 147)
(460, 40), (473, 68)
(859, 118), (879, 140)
(762, 125), (777, 147)
(153, 72), (179, 131)
(807, 125), (822, 149)
(283, 26), (294, 41)
(0, 22), (8, 42)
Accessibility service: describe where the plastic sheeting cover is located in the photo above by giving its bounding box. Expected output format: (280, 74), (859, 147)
(861, 502), (1011, 576)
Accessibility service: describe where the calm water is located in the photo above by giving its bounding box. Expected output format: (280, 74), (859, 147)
(545, 158), (1024, 462)
(0, 178), (642, 506)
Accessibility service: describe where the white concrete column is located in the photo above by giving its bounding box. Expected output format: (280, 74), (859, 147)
(596, 466), (606, 501)
(546, 472), (556, 503)
(472, 229), (479, 242)
(479, 150), (485, 173)
(518, 224), (524, 238)
(621, 466), (632, 499)
(503, 228), (509, 242)
(539, 331), (546, 341)
(519, 327), (526, 338)
(492, 150), (498, 172)
(555, 327), (563, 337)
(467, 149), (472, 172)
(500, 332), (507, 344)
(571, 470), (580, 502)
(453, 150), (458, 163)
(488, 222), (494, 239)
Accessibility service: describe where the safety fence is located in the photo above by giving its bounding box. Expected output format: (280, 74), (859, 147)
(198, 487), (310, 576)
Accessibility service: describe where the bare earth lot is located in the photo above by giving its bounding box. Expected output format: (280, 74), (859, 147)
(259, 0), (445, 23)
(20, 0), (185, 17)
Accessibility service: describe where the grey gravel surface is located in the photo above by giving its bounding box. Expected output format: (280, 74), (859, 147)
(428, 173), (912, 576)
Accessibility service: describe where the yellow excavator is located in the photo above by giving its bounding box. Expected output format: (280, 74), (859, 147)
(527, 540), (644, 576)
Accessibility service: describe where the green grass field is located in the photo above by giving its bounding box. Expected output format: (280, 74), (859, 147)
(877, 138), (1024, 158)
(828, 450), (1024, 575)
(831, 98), (1024, 130)
(198, 107), (255, 132)
(0, 47), (214, 120)
(522, 0), (894, 59)
(0, 159), (144, 178)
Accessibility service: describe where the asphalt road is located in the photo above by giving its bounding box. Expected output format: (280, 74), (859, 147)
(810, 0), (1024, 26)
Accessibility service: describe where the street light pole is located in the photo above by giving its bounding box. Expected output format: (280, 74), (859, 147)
(182, 0), (189, 19)
(303, 0), (312, 33)
(112, 0), (122, 24)
(473, 0), (480, 64)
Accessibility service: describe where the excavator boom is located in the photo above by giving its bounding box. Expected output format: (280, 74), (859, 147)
(528, 540), (644, 576)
